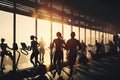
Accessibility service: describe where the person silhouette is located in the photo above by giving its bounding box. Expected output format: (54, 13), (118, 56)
(0, 38), (13, 72)
(50, 42), (54, 65)
(66, 32), (81, 80)
(81, 40), (87, 56)
(95, 40), (102, 59)
(52, 32), (66, 78)
(39, 37), (46, 64)
(95, 40), (101, 54)
(108, 40), (113, 55)
(30, 35), (40, 68)
(113, 33), (119, 53)
(79, 40), (88, 65)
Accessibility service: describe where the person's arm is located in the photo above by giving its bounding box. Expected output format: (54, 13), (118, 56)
(66, 41), (70, 59)
(53, 39), (55, 47)
(37, 41), (40, 48)
(50, 40), (55, 51)
(7, 44), (13, 50)
(62, 40), (67, 49)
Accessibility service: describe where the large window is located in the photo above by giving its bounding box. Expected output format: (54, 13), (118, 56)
(91, 30), (95, 45)
(0, 10), (115, 71)
(64, 24), (71, 42)
(16, 14), (35, 69)
(80, 27), (85, 42)
(104, 33), (108, 44)
(0, 10), (13, 72)
(37, 19), (50, 48)
(0, 11), (13, 47)
(103, 33), (106, 44)
(63, 24), (71, 61)
(96, 31), (99, 42)
(106, 33), (109, 43)
(86, 29), (90, 45)
(109, 34), (113, 41)
(100, 32), (103, 43)
(37, 19), (51, 65)
(73, 26), (79, 40)
(52, 22), (62, 41)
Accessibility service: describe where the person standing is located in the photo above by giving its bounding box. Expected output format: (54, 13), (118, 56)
(79, 40), (88, 64)
(66, 32), (81, 80)
(52, 32), (66, 78)
(30, 35), (40, 68)
(50, 42), (54, 65)
(81, 40), (87, 55)
(39, 37), (46, 64)
(95, 40), (101, 54)
(0, 38), (13, 72)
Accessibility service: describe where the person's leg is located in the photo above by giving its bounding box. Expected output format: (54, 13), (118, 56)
(42, 49), (45, 61)
(61, 52), (63, 64)
(53, 53), (57, 78)
(40, 52), (42, 62)
(39, 48), (42, 62)
(68, 65), (73, 79)
(0, 52), (5, 69)
(58, 52), (63, 76)
(50, 52), (53, 65)
(68, 54), (76, 80)
(57, 58), (62, 76)
(35, 51), (40, 66)
(30, 52), (35, 66)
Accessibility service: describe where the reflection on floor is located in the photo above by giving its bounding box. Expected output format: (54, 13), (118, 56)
(1, 54), (120, 80)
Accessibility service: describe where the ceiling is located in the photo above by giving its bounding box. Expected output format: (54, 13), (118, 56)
(0, 0), (119, 32)
(60, 0), (120, 26)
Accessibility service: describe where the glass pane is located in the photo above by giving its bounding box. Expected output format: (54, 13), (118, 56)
(109, 34), (113, 41)
(100, 32), (103, 43)
(111, 34), (113, 41)
(80, 27), (85, 42)
(86, 29), (90, 45)
(96, 31), (99, 42)
(37, 19), (50, 65)
(37, 19), (50, 48)
(104, 33), (106, 44)
(52, 22), (62, 41)
(16, 14), (35, 69)
(106, 33), (108, 43)
(73, 26), (79, 40)
(64, 24), (71, 42)
(0, 11), (13, 47)
(104, 33), (108, 44)
(0, 10), (13, 72)
(63, 24), (71, 61)
(91, 30), (95, 45)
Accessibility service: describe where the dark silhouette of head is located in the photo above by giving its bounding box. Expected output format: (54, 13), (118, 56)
(95, 40), (97, 43)
(1, 38), (5, 43)
(81, 40), (83, 42)
(71, 32), (75, 38)
(56, 32), (61, 38)
(30, 35), (34, 40)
